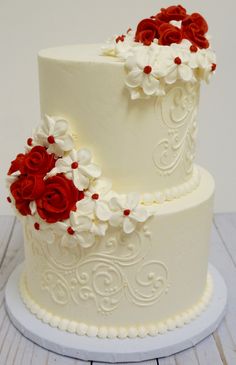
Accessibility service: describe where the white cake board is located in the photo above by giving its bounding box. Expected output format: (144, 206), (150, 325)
(5, 263), (227, 363)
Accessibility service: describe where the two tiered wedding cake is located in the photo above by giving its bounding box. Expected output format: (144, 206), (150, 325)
(7, 5), (216, 338)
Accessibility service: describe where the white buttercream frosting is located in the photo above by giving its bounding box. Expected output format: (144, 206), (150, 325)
(19, 271), (213, 338)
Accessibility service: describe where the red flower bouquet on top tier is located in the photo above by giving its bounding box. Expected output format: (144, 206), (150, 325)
(135, 4), (209, 49)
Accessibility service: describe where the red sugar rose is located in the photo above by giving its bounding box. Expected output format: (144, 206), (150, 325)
(158, 23), (183, 46)
(24, 146), (56, 175)
(36, 174), (84, 223)
(182, 13), (209, 49)
(10, 175), (45, 216)
(21, 175), (45, 200)
(135, 18), (160, 45)
(8, 146), (56, 177)
(8, 154), (26, 175)
(155, 5), (187, 22)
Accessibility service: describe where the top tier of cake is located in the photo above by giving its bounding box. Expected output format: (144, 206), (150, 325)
(38, 44), (201, 195)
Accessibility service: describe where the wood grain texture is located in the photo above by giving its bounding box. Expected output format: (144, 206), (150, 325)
(0, 214), (234, 365)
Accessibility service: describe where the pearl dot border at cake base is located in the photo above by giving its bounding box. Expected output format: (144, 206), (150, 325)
(19, 268), (213, 339)
(5, 263), (227, 362)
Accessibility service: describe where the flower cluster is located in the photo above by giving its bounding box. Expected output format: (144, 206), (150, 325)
(7, 116), (150, 248)
(135, 5), (209, 49)
(101, 4), (216, 100)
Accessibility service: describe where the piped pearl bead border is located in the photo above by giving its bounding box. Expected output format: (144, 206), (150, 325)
(19, 272), (213, 339)
(141, 166), (201, 205)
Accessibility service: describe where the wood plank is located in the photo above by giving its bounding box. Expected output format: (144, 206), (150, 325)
(0, 220), (24, 301)
(158, 356), (176, 365)
(3, 324), (22, 365)
(194, 335), (223, 365)
(210, 222), (236, 345)
(0, 216), (15, 268)
(214, 322), (235, 365)
(214, 213), (236, 265)
(48, 352), (90, 364)
(174, 347), (199, 364)
(0, 320), (19, 364)
(30, 344), (49, 365)
(12, 335), (28, 364)
(93, 361), (157, 365)
(208, 217), (236, 365)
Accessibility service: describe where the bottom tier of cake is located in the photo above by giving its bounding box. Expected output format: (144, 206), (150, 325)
(21, 167), (214, 338)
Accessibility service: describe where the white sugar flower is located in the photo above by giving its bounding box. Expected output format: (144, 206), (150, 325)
(33, 115), (74, 157)
(25, 215), (55, 244)
(109, 193), (149, 234)
(58, 212), (95, 248)
(160, 46), (195, 84)
(47, 149), (101, 190)
(189, 48), (217, 83)
(90, 219), (108, 237)
(189, 48), (216, 69)
(102, 30), (138, 59)
(125, 45), (165, 100)
(77, 178), (112, 222)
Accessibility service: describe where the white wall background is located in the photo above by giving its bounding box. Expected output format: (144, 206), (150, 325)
(0, 0), (235, 214)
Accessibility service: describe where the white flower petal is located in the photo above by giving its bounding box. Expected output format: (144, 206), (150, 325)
(165, 68), (178, 84)
(123, 217), (136, 234)
(96, 201), (112, 221)
(178, 64), (194, 82)
(29, 201), (37, 215)
(77, 149), (92, 165)
(80, 163), (101, 179)
(61, 235), (68, 247)
(130, 207), (149, 222)
(44, 115), (54, 134)
(109, 197), (123, 211)
(142, 76), (161, 96)
(55, 135), (74, 152)
(91, 221), (108, 236)
(126, 193), (140, 210)
(90, 178), (112, 195)
(47, 231), (55, 244)
(76, 171), (90, 190)
(77, 198), (94, 216)
(130, 88), (142, 100)
(47, 160), (69, 177)
(53, 119), (69, 137)
(76, 232), (95, 248)
(77, 216), (92, 231)
(125, 69), (143, 88)
(109, 211), (123, 227)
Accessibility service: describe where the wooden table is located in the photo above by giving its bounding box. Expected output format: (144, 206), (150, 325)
(0, 214), (235, 365)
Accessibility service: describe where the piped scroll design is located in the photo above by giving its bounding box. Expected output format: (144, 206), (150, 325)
(152, 82), (199, 176)
(24, 223), (169, 314)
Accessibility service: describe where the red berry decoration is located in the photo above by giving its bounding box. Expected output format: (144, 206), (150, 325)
(34, 222), (40, 230)
(143, 65), (152, 74)
(67, 226), (75, 235)
(211, 63), (217, 72)
(174, 57), (182, 65)
(71, 162), (79, 169)
(123, 209), (131, 216)
(47, 135), (55, 144)
(27, 138), (33, 146)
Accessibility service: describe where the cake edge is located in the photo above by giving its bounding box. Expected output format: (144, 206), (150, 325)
(19, 270), (213, 339)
